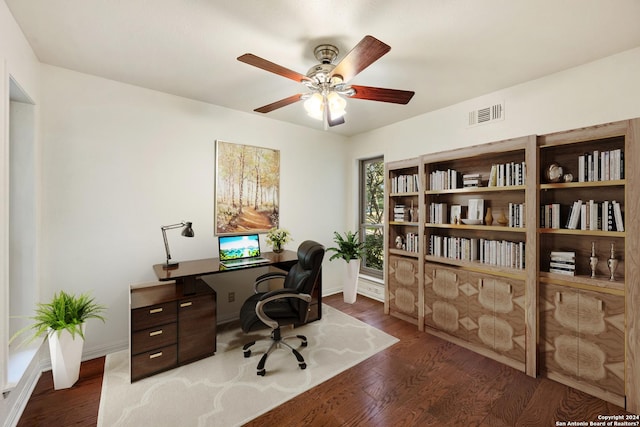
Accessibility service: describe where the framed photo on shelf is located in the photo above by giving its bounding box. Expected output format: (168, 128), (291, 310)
(450, 205), (462, 224)
(468, 199), (484, 221)
(214, 140), (280, 235)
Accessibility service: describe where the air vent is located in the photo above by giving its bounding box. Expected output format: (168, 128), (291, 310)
(468, 102), (504, 126)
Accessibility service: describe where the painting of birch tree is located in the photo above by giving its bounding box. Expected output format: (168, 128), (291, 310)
(215, 141), (280, 235)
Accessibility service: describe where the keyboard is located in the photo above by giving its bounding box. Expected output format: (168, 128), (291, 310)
(220, 257), (269, 268)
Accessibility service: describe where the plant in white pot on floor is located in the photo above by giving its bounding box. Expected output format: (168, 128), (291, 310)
(11, 290), (106, 389)
(327, 231), (365, 303)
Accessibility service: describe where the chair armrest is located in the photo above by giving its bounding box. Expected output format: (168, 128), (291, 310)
(253, 272), (287, 293)
(255, 290), (312, 329)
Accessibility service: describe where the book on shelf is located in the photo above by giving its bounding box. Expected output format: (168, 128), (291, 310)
(550, 250), (576, 258)
(612, 201), (624, 232)
(549, 268), (576, 276)
(550, 261), (576, 269)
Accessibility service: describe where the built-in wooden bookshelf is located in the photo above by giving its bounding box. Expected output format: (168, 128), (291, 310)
(537, 120), (638, 409)
(383, 118), (640, 413)
(384, 158), (424, 327)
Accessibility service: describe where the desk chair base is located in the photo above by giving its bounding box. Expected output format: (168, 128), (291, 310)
(242, 328), (308, 376)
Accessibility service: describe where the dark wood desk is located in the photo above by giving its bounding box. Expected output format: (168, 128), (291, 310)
(131, 251), (322, 381)
(152, 250), (322, 323)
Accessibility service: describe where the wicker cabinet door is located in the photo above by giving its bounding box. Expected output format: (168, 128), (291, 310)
(576, 288), (625, 397)
(424, 264), (468, 341)
(540, 284), (581, 382)
(388, 255), (419, 322)
(468, 273), (526, 363)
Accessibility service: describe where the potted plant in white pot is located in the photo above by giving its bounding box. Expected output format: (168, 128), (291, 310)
(11, 290), (106, 389)
(327, 231), (365, 303)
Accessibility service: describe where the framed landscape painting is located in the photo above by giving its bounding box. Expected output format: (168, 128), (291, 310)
(214, 140), (280, 235)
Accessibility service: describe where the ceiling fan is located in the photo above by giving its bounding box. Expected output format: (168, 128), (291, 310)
(237, 35), (415, 128)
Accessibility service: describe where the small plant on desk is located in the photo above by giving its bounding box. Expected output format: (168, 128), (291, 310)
(266, 228), (292, 253)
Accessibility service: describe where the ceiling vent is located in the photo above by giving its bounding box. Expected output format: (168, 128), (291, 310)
(468, 102), (504, 127)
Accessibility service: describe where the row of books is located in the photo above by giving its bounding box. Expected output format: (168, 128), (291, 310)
(391, 173), (420, 193)
(565, 199), (624, 231)
(577, 149), (624, 182)
(428, 236), (477, 261)
(429, 169), (459, 190)
(428, 236), (525, 270)
(428, 202), (448, 224)
(506, 203), (526, 228)
(400, 233), (420, 253)
(541, 200), (624, 231)
(488, 161), (526, 187)
(549, 251), (575, 276)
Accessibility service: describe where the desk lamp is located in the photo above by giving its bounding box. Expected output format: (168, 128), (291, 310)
(161, 221), (194, 270)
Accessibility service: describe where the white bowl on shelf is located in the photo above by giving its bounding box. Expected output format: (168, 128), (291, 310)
(460, 218), (482, 225)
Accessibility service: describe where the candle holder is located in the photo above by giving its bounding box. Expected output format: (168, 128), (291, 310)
(607, 242), (618, 281)
(589, 241), (598, 278)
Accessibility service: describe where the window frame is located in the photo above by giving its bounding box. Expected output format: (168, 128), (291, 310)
(358, 156), (384, 279)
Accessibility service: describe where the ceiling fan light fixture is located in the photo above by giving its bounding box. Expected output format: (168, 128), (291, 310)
(327, 91), (347, 118)
(304, 92), (324, 120)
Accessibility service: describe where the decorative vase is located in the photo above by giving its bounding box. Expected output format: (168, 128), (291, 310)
(272, 242), (283, 253)
(48, 324), (85, 390)
(343, 258), (361, 304)
(607, 242), (618, 281)
(497, 209), (508, 226)
(484, 207), (493, 226)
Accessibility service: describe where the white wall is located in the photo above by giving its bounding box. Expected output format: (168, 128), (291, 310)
(38, 65), (349, 357)
(347, 47), (640, 163)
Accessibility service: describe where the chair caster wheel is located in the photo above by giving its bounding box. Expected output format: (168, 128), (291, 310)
(257, 369), (266, 376)
(299, 363), (306, 370)
(244, 350), (251, 358)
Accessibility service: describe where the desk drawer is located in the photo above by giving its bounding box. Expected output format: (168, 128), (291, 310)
(131, 322), (177, 355)
(131, 344), (177, 381)
(132, 301), (177, 331)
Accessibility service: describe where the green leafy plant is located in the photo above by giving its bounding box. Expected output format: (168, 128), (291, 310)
(327, 231), (365, 262)
(11, 290), (107, 344)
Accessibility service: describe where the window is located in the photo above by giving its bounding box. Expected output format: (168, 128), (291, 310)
(359, 156), (384, 278)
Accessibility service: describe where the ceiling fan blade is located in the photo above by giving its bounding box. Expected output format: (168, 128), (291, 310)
(330, 35), (391, 83)
(254, 94), (303, 113)
(349, 85), (415, 104)
(238, 54), (308, 83)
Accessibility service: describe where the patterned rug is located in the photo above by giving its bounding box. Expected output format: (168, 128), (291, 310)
(97, 305), (398, 426)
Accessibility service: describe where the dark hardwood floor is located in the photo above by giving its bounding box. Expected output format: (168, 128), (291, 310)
(18, 293), (631, 426)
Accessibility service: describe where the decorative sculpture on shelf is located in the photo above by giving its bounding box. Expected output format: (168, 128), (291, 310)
(607, 242), (618, 281)
(589, 241), (598, 278)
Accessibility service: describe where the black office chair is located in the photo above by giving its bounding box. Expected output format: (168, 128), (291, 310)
(239, 240), (325, 376)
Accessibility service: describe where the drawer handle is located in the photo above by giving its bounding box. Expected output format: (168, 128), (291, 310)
(149, 330), (163, 337)
(149, 308), (163, 314)
(180, 301), (193, 308)
(149, 351), (163, 359)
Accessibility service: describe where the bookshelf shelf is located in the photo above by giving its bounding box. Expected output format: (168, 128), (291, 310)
(540, 180), (624, 190)
(426, 185), (525, 195)
(426, 223), (526, 232)
(539, 228), (624, 237)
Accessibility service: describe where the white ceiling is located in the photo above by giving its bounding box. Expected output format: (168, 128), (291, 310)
(5, 0), (640, 136)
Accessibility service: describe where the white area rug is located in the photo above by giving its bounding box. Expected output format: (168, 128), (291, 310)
(97, 305), (398, 427)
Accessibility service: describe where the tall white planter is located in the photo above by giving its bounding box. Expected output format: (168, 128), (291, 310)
(48, 325), (85, 389)
(343, 259), (361, 304)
